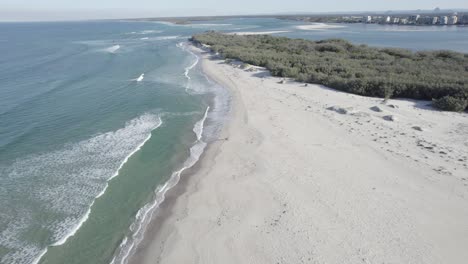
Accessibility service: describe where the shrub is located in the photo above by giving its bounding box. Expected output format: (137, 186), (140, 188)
(315, 44), (345, 53)
(433, 96), (468, 112)
(191, 32), (468, 112)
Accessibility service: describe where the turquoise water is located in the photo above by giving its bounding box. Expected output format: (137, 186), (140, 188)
(0, 21), (231, 264)
(1, 18), (467, 264)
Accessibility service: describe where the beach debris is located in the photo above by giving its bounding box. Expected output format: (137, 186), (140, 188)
(387, 104), (399, 109)
(370, 106), (383, 112)
(304, 83), (308, 87)
(383, 115), (397, 121)
(279, 79), (286, 84)
(412, 126), (424, 131)
(327, 106), (358, 115)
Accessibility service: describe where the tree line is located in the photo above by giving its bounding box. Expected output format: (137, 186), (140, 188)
(191, 31), (468, 111)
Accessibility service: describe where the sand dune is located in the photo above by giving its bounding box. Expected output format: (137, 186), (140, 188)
(296, 23), (346, 30)
(130, 45), (468, 264)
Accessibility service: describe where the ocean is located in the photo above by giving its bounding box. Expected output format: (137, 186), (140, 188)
(0, 18), (467, 264)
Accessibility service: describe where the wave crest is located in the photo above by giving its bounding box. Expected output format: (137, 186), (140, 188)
(110, 107), (210, 264)
(0, 113), (162, 264)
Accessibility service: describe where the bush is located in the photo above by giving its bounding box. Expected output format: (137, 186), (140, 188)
(433, 96), (468, 112)
(315, 44), (345, 53)
(191, 32), (468, 112)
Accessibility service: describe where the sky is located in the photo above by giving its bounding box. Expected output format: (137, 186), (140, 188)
(1, 0), (468, 21)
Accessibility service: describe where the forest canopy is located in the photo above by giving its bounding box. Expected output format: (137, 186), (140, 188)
(191, 31), (468, 111)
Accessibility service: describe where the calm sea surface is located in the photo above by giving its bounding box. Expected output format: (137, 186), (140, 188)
(0, 18), (467, 264)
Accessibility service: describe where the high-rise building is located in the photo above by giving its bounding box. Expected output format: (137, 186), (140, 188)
(440, 16), (448, 25)
(448, 15), (458, 25)
(409, 14), (421, 24)
(462, 15), (468, 24)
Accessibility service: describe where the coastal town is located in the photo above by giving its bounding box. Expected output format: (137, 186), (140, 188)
(281, 9), (468, 26)
(358, 13), (465, 25)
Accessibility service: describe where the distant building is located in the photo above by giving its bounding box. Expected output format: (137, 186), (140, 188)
(385, 16), (391, 23)
(400, 18), (408, 24)
(409, 14), (421, 23)
(416, 16), (430, 24)
(393, 17), (400, 24)
(462, 15), (468, 24)
(448, 15), (458, 25)
(440, 16), (448, 25)
(366, 16), (372, 23)
(432, 17), (439, 24)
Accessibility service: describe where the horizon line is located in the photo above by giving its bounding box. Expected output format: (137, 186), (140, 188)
(1, 8), (467, 23)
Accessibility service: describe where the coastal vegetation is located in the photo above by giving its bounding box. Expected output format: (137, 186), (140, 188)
(191, 31), (468, 111)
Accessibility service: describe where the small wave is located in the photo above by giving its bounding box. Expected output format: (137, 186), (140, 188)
(154, 35), (181, 40)
(189, 23), (233, 28)
(177, 42), (200, 91)
(106, 45), (121, 53)
(0, 113), (162, 264)
(110, 107), (210, 264)
(136, 73), (145, 82)
(151, 21), (178, 26)
(136, 36), (181, 42)
(31, 249), (47, 264)
(51, 115), (162, 247)
(128, 30), (163, 35)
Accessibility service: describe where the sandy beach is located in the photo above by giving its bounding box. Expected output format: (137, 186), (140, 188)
(296, 23), (346, 30)
(129, 45), (468, 264)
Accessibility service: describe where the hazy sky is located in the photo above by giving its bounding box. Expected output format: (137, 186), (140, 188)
(1, 0), (467, 21)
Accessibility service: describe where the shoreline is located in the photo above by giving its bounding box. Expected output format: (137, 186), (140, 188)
(126, 45), (239, 264)
(129, 44), (468, 264)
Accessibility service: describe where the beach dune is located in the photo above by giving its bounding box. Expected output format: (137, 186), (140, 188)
(130, 46), (468, 264)
(296, 23), (346, 30)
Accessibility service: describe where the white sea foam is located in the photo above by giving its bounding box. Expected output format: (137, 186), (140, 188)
(154, 35), (181, 40)
(152, 21), (177, 26)
(110, 107), (210, 264)
(106, 45), (121, 53)
(128, 30), (163, 35)
(109, 40), (231, 264)
(188, 23), (233, 28)
(296, 23), (346, 30)
(136, 73), (145, 82)
(140, 37), (149, 40)
(0, 113), (162, 264)
(31, 249), (47, 264)
(176, 42), (200, 92)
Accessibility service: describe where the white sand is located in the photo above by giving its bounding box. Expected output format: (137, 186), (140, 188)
(229, 30), (290, 35)
(296, 23), (346, 30)
(130, 46), (468, 264)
